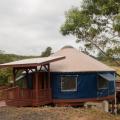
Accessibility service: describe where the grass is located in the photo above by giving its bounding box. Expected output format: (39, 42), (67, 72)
(0, 107), (120, 120)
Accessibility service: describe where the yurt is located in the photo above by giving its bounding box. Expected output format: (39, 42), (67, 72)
(50, 46), (116, 105)
(0, 46), (116, 107)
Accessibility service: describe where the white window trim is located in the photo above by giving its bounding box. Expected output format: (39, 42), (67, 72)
(61, 75), (78, 92)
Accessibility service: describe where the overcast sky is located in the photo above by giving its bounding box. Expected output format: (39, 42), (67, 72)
(0, 0), (81, 55)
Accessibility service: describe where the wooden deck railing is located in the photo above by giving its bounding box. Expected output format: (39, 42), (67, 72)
(0, 86), (9, 90)
(0, 89), (7, 100)
(32, 89), (51, 99)
(3, 87), (33, 100)
(18, 88), (33, 100)
(5, 86), (19, 100)
(0, 86), (11, 100)
(0, 86), (52, 106)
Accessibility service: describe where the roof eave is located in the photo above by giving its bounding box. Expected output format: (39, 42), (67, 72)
(0, 56), (65, 69)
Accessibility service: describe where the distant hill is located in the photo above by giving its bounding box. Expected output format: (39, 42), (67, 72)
(0, 53), (39, 64)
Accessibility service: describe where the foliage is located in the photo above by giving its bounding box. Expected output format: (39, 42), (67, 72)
(97, 47), (120, 77)
(0, 53), (34, 64)
(41, 47), (52, 57)
(98, 47), (120, 64)
(0, 68), (12, 86)
(60, 0), (120, 64)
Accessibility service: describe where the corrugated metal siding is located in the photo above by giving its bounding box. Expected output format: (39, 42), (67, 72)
(51, 72), (115, 99)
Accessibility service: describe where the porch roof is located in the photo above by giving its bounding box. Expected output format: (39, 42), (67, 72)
(0, 56), (65, 68)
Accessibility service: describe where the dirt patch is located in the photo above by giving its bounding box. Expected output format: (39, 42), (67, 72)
(0, 107), (119, 120)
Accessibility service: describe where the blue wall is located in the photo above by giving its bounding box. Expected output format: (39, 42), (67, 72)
(51, 72), (115, 100)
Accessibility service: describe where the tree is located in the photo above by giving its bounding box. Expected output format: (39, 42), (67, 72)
(41, 47), (52, 57)
(60, 0), (120, 65)
(0, 68), (12, 86)
(98, 47), (120, 65)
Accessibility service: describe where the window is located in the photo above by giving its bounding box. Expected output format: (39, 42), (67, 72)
(97, 76), (108, 89)
(61, 76), (77, 92)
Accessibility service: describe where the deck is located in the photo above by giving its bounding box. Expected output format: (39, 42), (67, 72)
(0, 56), (65, 107)
(0, 86), (52, 107)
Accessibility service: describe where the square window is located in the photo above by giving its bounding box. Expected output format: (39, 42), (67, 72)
(97, 76), (108, 89)
(61, 76), (77, 92)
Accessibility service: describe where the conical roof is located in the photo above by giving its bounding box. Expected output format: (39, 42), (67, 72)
(50, 47), (115, 72)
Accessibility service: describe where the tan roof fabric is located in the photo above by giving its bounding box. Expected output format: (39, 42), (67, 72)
(0, 56), (65, 68)
(50, 47), (115, 72)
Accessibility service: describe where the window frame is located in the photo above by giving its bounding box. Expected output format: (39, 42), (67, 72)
(60, 75), (78, 92)
(97, 75), (108, 90)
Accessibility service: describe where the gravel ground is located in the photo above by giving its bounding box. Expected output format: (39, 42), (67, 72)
(0, 107), (119, 120)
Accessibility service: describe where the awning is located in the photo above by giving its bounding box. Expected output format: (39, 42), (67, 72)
(0, 56), (65, 68)
(98, 73), (115, 81)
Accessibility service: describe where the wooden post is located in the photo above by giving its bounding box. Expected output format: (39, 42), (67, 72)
(114, 73), (117, 115)
(112, 101), (114, 114)
(48, 63), (51, 100)
(26, 69), (28, 88)
(13, 68), (16, 86)
(35, 67), (39, 106)
(48, 64), (50, 89)
(44, 68), (46, 90)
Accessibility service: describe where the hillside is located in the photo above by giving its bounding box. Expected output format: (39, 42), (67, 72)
(0, 107), (119, 120)
(0, 53), (38, 64)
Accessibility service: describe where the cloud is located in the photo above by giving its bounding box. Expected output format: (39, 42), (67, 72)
(0, 0), (81, 55)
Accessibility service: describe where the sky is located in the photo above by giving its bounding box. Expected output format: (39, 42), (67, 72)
(0, 0), (81, 55)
